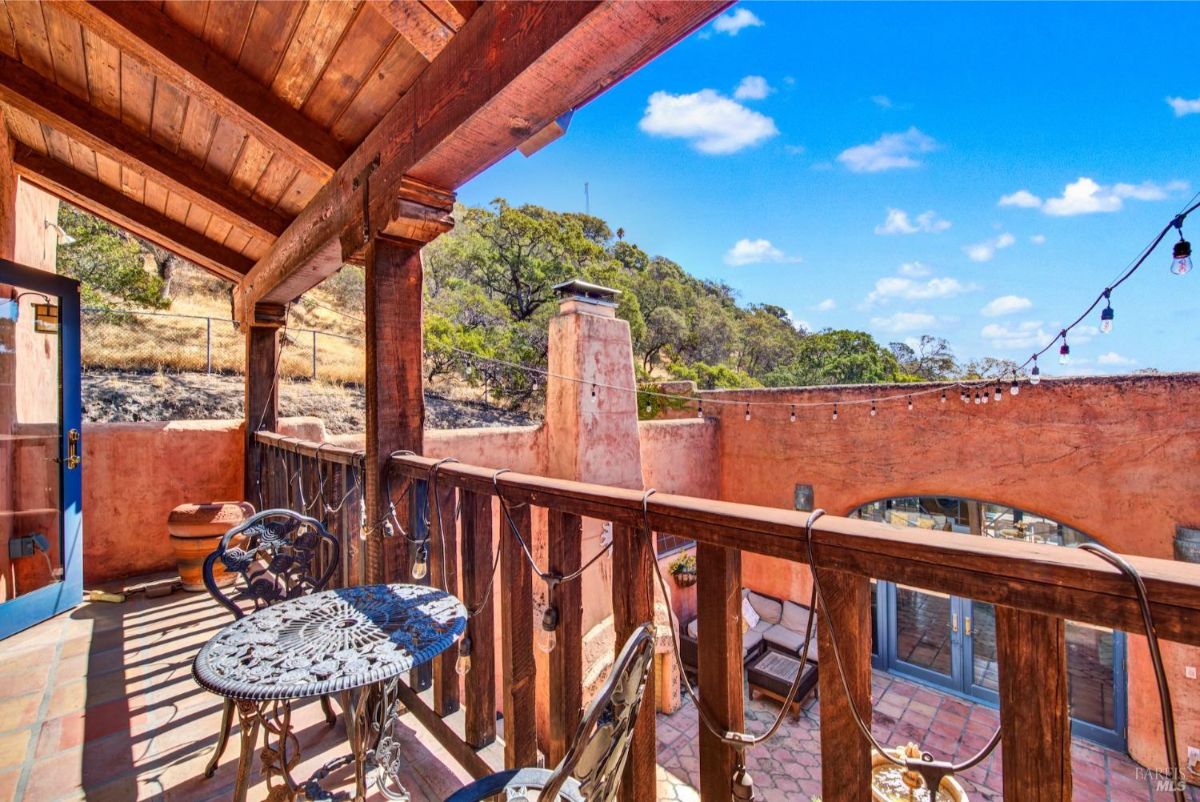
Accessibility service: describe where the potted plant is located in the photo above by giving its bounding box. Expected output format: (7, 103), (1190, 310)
(669, 553), (697, 588)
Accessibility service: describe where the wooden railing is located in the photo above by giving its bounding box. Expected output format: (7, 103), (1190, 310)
(255, 431), (1200, 802)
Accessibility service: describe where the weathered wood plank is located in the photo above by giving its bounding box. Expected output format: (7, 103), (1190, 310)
(0, 51), (288, 240)
(546, 509), (582, 766)
(12, 148), (250, 279)
(0, 107), (16, 260)
(816, 567), (872, 802)
(498, 499), (536, 769)
(54, 0), (347, 178)
(611, 522), (656, 802)
(461, 489), (496, 748)
(696, 543), (742, 802)
(996, 606), (1072, 801)
(244, 325), (280, 504)
(363, 237), (424, 584)
(430, 482), (460, 717)
(376, 0), (453, 62)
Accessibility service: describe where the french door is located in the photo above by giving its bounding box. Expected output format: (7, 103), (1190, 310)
(0, 259), (83, 639)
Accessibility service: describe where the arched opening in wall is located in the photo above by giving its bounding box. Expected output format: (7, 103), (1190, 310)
(852, 496), (1127, 750)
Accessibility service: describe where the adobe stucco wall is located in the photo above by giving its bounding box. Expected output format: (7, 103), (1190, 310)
(689, 374), (1200, 777)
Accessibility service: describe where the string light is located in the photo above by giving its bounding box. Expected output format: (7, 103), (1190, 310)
(590, 383), (597, 399)
(539, 605), (559, 653)
(744, 403), (751, 421)
(870, 401), (877, 417)
(411, 543), (429, 580)
(456, 637), (472, 676)
(1030, 356), (1041, 386)
(697, 401), (703, 418)
(907, 396), (913, 411)
(1100, 289), (1114, 334)
(1010, 375), (1020, 396)
(1058, 330), (1071, 366)
(994, 386), (1002, 403)
(981, 388), (989, 404)
(790, 404), (796, 423)
(941, 389), (947, 404)
(974, 391), (981, 405)
(832, 403), (838, 421)
(960, 389), (968, 403)
(1171, 216), (1192, 275)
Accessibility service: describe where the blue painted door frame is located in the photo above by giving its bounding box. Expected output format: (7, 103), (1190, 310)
(0, 259), (83, 639)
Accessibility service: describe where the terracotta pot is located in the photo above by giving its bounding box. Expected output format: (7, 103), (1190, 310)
(871, 747), (968, 802)
(167, 502), (254, 592)
(672, 570), (698, 588)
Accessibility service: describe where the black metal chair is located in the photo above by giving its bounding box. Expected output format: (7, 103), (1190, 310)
(445, 622), (657, 802)
(200, 508), (341, 779)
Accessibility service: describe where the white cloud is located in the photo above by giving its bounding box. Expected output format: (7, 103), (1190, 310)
(793, 319), (812, 332)
(784, 144), (807, 155)
(1030, 234), (1047, 245)
(1042, 177), (1189, 216)
(1167, 96), (1200, 117)
(898, 261), (932, 277)
(874, 208), (951, 235)
(980, 320), (1048, 350)
(724, 238), (801, 266)
(871, 311), (938, 333)
(837, 127), (938, 173)
(871, 95), (893, 109)
(981, 295), (1032, 317)
(640, 89), (778, 154)
(999, 189), (1043, 208)
(963, 232), (1016, 262)
(865, 276), (972, 305)
(711, 8), (764, 36)
(814, 298), (836, 311)
(1097, 351), (1137, 366)
(734, 75), (771, 101)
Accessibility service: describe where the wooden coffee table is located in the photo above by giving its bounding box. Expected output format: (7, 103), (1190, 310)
(747, 647), (817, 719)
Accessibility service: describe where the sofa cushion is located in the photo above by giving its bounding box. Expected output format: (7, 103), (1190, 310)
(743, 628), (764, 655)
(781, 600), (814, 633)
(746, 591), (783, 625)
(741, 596), (761, 628)
(763, 623), (819, 660)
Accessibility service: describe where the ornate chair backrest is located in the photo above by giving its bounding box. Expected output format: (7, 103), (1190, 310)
(202, 508), (341, 619)
(538, 623), (656, 802)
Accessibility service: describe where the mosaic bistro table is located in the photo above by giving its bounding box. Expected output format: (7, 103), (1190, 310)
(193, 583), (468, 802)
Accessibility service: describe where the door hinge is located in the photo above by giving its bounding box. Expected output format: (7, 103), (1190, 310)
(66, 428), (80, 469)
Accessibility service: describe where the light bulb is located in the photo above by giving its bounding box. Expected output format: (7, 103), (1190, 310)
(590, 384), (596, 399)
(539, 606), (559, 654)
(981, 390), (989, 405)
(1030, 363), (1041, 386)
(411, 544), (429, 580)
(974, 391), (981, 405)
(1010, 379), (1019, 396)
(960, 389), (967, 403)
(789, 405), (796, 423)
(870, 401), (877, 417)
(831, 404), (838, 421)
(456, 638), (472, 676)
(1059, 343), (1070, 365)
(1100, 292), (1114, 334)
(697, 402), (703, 419)
(1171, 239), (1192, 276)
(941, 390), (947, 404)
(744, 403), (751, 421)
(907, 397), (913, 411)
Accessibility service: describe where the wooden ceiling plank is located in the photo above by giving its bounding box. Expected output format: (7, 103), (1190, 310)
(40, 5), (90, 101)
(0, 104), (49, 154)
(14, 147), (250, 279)
(269, 1), (361, 110)
(200, 0), (255, 64)
(0, 1), (18, 58)
(235, 1), (304, 87)
(54, 0), (346, 179)
(6, 0), (55, 79)
(377, 0), (452, 62)
(0, 51), (290, 240)
(177, 96), (220, 168)
(81, 26), (121, 118)
(327, 33), (424, 148)
(421, 0), (474, 31)
(119, 164), (144, 204)
(300, 4), (398, 131)
(148, 79), (188, 153)
(238, 1), (728, 316)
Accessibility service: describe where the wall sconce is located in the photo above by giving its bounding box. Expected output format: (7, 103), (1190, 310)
(32, 301), (59, 334)
(44, 220), (76, 245)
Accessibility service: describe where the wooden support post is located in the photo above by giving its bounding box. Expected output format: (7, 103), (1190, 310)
(244, 324), (280, 505)
(696, 543), (743, 802)
(996, 606), (1072, 801)
(0, 107), (16, 260)
(816, 567), (872, 802)
(430, 482), (460, 716)
(364, 237), (424, 583)
(611, 523), (656, 802)
(499, 500), (536, 768)
(461, 489), (496, 747)
(547, 509), (583, 766)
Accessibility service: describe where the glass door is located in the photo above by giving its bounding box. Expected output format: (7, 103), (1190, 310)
(888, 583), (958, 689)
(0, 259), (82, 639)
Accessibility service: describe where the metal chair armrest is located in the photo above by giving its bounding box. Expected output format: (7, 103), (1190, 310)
(444, 768), (583, 802)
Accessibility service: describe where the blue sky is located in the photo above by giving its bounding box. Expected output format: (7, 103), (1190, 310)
(459, 2), (1200, 375)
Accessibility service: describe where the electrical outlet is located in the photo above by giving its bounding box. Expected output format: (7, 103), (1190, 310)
(1187, 666), (1197, 680)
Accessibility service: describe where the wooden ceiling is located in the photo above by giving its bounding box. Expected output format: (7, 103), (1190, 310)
(0, 1), (727, 308)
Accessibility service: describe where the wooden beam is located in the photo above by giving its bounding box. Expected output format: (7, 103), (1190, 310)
(461, 489), (497, 749)
(0, 108), (16, 260)
(611, 523), (656, 802)
(546, 509), (583, 766)
(430, 483), (460, 717)
(996, 607), (1072, 801)
(499, 499), (537, 769)
(12, 148), (250, 281)
(377, 1), (454, 62)
(54, 0), (347, 179)
(816, 568), (873, 802)
(244, 325), (281, 505)
(363, 237), (424, 584)
(696, 543), (742, 802)
(236, 0), (727, 317)
(0, 53), (289, 241)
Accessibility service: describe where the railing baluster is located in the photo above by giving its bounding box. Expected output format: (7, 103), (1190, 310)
(499, 498), (536, 768)
(611, 522), (656, 802)
(696, 543), (742, 802)
(547, 509), (583, 765)
(461, 489), (497, 747)
(996, 606), (1072, 800)
(816, 567), (873, 802)
(431, 482), (461, 716)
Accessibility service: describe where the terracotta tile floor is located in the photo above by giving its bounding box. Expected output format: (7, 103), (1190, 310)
(657, 671), (1199, 801)
(1, 587), (1194, 800)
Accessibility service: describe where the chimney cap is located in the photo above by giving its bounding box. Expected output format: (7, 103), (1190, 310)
(553, 279), (621, 306)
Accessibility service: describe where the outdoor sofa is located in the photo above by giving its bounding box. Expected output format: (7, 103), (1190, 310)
(679, 588), (818, 673)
